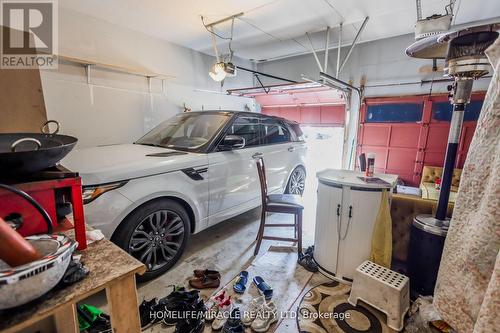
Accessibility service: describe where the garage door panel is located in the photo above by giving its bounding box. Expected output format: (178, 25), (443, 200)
(262, 107), (281, 118)
(387, 148), (417, 172)
(320, 105), (344, 125)
(315, 90), (344, 103)
(257, 94), (294, 105)
(389, 125), (420, 148)
(300, 106), (321, 124)
(460, 124), (476, 152)
(362, 125), (390, 146)
(423, 151), (445, 167)
(292, 91), (320, 104)
(280, 107), (301, 122)
(427, 125), (449, 151)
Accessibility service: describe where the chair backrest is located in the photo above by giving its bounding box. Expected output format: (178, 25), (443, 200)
(256, 158), (267, 208)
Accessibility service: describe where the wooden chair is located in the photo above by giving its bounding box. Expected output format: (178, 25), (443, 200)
(254, 158), (304, 256)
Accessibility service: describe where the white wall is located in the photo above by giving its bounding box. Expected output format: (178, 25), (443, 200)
(257, 33), (492, 168)
(41, 7), (256, 148)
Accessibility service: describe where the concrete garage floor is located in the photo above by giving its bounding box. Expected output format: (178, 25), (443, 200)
(139, 207), (316, 301)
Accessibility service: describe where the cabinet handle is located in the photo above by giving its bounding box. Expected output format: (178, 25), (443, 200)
(336, 204), (341, 217)
(348, 205), (353, 218)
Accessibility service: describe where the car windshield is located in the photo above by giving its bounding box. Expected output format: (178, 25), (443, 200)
(136, 113), (230, 150)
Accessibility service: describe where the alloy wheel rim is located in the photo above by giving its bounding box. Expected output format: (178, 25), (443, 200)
(128, 210), (185, 271)
(289, 168), (305, 195)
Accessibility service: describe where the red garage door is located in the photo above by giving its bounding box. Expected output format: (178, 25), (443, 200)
(252, 85), (346, 126)
(262, 105), (345, 126)
(357, 93), (484, 186)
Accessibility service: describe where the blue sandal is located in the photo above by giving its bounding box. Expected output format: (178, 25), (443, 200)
(233, 271), (248, 293)
(253, 276), (273, 300)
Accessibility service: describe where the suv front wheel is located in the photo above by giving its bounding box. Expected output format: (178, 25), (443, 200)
(111, 198), (190, 282)
(285, 166), (306, 196)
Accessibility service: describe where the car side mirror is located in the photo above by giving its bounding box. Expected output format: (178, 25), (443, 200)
(219, 135), (245, 151)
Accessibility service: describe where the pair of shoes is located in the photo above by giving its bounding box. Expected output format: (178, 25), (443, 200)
(210, 291), (233, 330)
(233, 272), (273, 299)
(241, 296), (278, 332)
(77, 304), (111, 333)
(156, 286), (202, 326)
(189, 269), (221, 289)
(305, 245), (314, 256)
(298, 250), (318, 273)
(174, 319), (204, 333)
(138, 298), (158, 329)
(206, 289), (231, 322)
(222, 308), (245, 333)
(233, 271), (248, 293)
(173, 298), (206, 333)
(253, 276), (273, 300)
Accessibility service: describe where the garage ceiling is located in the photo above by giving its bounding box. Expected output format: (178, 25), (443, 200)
(61, 0), (500, 61)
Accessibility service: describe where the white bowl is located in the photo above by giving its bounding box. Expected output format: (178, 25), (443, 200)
(0, 234), (77, 310)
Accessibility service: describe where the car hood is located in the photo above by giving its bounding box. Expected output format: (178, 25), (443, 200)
(62, 144), (207, 185)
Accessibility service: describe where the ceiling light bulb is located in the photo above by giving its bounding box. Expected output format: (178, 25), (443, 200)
(209, 62), (227, 82)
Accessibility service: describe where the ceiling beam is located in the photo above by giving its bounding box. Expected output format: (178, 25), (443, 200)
(336, 22), (343, 78)
(204, 12), (244, 28)
(305, 32), (324, 72)
(324, 26), (331, 73)
(338, 16), (369, 73)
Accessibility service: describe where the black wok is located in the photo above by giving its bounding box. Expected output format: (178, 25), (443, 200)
(0, 121), (78, 175)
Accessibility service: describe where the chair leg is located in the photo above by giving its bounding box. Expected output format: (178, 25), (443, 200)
(254, 209), (266, 256)
(294, 214), (298, 240)
(297, 212), (303, 255)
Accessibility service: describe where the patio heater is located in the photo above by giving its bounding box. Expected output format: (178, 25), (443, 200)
(405, 27), (498, 296)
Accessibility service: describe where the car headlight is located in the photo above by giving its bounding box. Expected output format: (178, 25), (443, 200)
(82, 181), (128, 204)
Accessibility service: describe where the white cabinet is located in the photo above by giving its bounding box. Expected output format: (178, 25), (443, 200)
(314, 169), (397, 282)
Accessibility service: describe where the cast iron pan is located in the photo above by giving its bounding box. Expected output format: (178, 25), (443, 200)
(0, 120), (78, 175)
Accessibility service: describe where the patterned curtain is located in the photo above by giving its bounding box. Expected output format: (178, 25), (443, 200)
(433, 38), (500, 332)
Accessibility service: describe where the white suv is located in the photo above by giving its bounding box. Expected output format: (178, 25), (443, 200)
(63, 111), (306, 280)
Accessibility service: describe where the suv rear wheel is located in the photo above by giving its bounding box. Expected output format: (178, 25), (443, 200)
(111, 199), (190, 281)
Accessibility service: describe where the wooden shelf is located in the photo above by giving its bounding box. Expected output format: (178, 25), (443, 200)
(56, 54), (176, 80)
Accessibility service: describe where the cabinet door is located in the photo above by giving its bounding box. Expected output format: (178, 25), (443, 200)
(313, 182), (343, 274)
(337, 187), (382, 280)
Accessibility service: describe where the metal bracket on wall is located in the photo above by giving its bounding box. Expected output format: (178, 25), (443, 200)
(85, 64), (92, 84)
(147, 76), (152, 93)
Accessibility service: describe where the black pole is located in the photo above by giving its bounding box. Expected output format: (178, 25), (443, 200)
(235, 66), (298, 84)
(435, 103), (465, 220)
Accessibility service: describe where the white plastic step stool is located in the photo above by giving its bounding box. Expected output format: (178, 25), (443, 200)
(348, 260), (409, 331)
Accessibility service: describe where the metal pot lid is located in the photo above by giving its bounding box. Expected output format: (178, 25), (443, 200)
(413, 214), (449, 236)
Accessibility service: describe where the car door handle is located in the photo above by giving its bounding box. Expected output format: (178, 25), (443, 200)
(252, 153), (263, 159)
(287, 146), (295, 152)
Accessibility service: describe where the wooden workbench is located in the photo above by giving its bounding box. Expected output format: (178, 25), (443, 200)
(0, 237), (146, 333)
